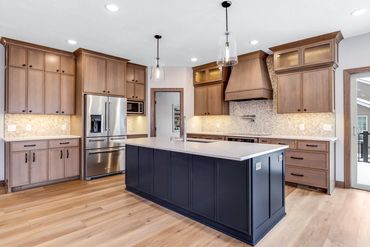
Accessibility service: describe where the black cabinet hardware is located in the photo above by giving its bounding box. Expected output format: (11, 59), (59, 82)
(29, 65), (33, 68)
(297, 109), (301, 112)
(25, 153), (28, 163)
(22, 110), (26, 112)
(24, 144), (36, 147)
(59, 142), (70, 145)
(56, 111), (59, 113)
(61, 111), (64, 114)
(290, 173), (304, 177)
(60, 150), (63, 159)
(32, 152), (35, 162)
(56, 69), (59, 72)
(306, 144), (318, 147)
(278, 143), (286, 145)
(22, 64), (26, 67)
(66, 149), (69, 159)
(29, 110), (32, 113)
(290, 156), (304, 160)
(303, 109), (307, 112)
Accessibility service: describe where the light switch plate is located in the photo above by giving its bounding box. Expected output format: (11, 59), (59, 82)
(7, 125), (16, 132)
(256, 162), (262, 171)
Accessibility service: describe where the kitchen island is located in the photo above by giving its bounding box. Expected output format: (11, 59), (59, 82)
(123, 138), (288, 245)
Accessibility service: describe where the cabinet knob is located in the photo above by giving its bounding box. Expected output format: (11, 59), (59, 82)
(132, 79), (135, 82)
(62, 70), (65, 73)
(303, 109), (307, 112)
(297, 109), (301, 112)
(29, 110), (32, 113)
(135, 80), (138, 82)
(22, 110), (26, 113)
(103, 90), (106, 93)
(22, 64), (26, 67)
(61, 111), (65, 114)
(107, 91), (110, 93)
(56, 69), (59, 72)
(56, 111), (59, 113)
(29, 65), (33, 68)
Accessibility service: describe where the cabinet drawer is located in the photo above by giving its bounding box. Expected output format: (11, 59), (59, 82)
(11, 141), (48, 151)
(259, 138), (271, 144)
(286, 150), (327, 169)
(49, 139), (79, 148)
(270, 139), (296, 149)
(286, 165), (327, 189)
(297, 140), (327, 152)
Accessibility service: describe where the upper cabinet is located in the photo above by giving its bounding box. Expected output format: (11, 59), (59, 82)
(126, 63), (146, 101)
(270, 31), (342, 73)
(74, 49), (128, 97)
(193, 62), (230, 116)
(1, 38), (76, 115)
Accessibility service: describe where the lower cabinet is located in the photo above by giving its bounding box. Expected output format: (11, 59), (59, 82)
(7, 139), (80, 191)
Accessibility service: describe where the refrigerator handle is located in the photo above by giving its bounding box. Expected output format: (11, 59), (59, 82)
(104, 101), (108, 131)
(108, 102), (111, 131)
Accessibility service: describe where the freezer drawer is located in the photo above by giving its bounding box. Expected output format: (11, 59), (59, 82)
(85, 137), (108, 150)
(85, 147), (125, 178)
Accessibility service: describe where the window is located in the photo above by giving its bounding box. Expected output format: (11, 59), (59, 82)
(357, 115), (368, 134)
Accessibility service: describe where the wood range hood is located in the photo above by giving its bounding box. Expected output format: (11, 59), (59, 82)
(225, 50), (272, 101)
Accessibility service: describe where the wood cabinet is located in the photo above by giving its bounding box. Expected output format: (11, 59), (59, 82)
(194, 83), (228, 116)
(126, 63), (146, 100)
(6, 138), (80, 192)
(1, 38), (76, 115)
(75, 49), (129, 97)
(277, 67), (334, 113)
(193, 63), (229, 85)
(270, 31), (342, 73)
(60, 75), (75, 114)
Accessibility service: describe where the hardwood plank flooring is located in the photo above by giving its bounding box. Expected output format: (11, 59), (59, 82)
(0, 175), (369, 246)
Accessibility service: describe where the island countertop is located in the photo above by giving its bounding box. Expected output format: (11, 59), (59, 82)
(121, 137), (288, 161)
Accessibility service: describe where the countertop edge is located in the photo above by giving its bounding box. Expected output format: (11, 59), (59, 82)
(3, 135), (82, 142)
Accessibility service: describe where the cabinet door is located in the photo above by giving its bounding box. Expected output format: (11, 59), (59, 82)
(126, 82), (135, 100)
(84, 55), (106, 94)
(61, 56), (75, 75)
(277, 73), (302, 113)
(45, 53), (61, 73)
(194, 86), (208, 116)
(27, 49), (44, 70)
(270, 152), (284, 215)
(106, 60), (126, 96)
(302, 68), (332, 113)
(207, 83), (223, 115)
(138, 147), (154, 194)
(170, 152), (191, 209)
(9, 45), (27, 68)
(10, 151), (30, 187)
(44, 72), (61, 114)
(60, 74), (75, 114)
(134, 68), (145, 84)
(126, 145), (139, 188)
(30, 150), (48, 184)
(8, 67), (27, 113)
(65, 147), (80, 177)
(126, 65), (135, 83)
(153, 150), (170, 200)
(134, 83), (145, 100)
(49, 149), (65, 180)
(27, 69), (44, 114)
(192, 156), (215, 219)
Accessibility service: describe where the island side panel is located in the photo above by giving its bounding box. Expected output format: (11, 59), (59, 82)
(125, 145), (139, 188)
(153, 149), (170, 200)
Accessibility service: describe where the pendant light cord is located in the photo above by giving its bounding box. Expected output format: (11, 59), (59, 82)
(156, 38), (160, 67)
(225, 6), (229, 43)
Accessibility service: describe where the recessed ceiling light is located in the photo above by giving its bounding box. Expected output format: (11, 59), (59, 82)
(67, 39), (77, 45)
(351, 8), (368, 16)
(105, 3), (119, 12)
(191, 57), (198, 62)
(250, 40), (259, 45)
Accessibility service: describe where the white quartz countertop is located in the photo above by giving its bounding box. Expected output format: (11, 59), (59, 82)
(119, 137), (288, 161)
(4, 135), (81, 142)
(188, 132), (338, 142)
(127, 132), (148, 136)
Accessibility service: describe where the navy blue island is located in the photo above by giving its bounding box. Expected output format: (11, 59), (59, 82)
(124, 138), (288, 245)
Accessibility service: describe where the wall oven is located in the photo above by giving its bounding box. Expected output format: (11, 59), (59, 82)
(127, 101), (144, 114)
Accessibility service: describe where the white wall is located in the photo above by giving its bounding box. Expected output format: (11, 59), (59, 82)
(155, 92), (180, 138)
(335, 32), (370, 181)
(0, 45), (5, 181)
(146, 67), (199, 134)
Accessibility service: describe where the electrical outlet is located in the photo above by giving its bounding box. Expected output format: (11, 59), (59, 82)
(323, 124), (332, 131)
(299, 123), (305, 131)
(25, 124), (32, 132)
(7, 125), (16, 132)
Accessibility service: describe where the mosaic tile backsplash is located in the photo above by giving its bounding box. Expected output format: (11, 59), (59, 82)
(198, 56), (336, 137)
(5, 114), (71, 137)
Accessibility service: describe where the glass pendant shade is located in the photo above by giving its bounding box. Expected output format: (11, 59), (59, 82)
(150, 64), (165, 81)
(217, 32), (238, 67)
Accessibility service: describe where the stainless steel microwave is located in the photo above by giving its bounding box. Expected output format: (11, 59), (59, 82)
(127, 101), (144, 114)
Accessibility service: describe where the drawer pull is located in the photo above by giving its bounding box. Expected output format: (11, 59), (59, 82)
(25, 153), (28, 163)
(24, 144), (36, 147)
(60, 142), (70, 145)
(66, 149), (69, 159)
(306, 144), (318, 148)
(33, 152), (36, 162)
(290, 156), (304, 160)
(278, 142), (286, 145)
(291, 173), (304, 177)
(60, 150), (63, 159)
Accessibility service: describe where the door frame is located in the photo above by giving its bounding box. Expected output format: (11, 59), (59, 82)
(343, 66), (370, 188)
(150, 88), (184, 137)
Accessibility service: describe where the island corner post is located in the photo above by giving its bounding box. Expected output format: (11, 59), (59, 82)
(124, 142), (286, 245)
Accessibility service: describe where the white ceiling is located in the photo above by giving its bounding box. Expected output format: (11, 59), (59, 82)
(0, 0), (370, 67)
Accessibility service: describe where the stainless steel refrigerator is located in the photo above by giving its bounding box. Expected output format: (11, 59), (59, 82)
(84, 95), (127, 179)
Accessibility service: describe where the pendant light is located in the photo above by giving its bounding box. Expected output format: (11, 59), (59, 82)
(217, 1), (238, 67)
(151, 35), (165, 81)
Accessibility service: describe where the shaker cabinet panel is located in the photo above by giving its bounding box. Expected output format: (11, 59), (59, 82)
(30, 150), (48, 184)
(61, 75), (75, 114)
(134, 68), (145, 84)
(134, 83), (145, 101)
(49, 149), (65, 180)
(170, 152), (191, 209)
(277, 73), (302, 113)
(106, 60), (126, 96)
(28, 49), (44, 70)
(44, 72), (61, 114)
(10, 151), (30, 187)
(8, 67), (27, 113)
(9, 45), (27, 67)
(126, 82), (135, 100)
(302, 68), (332, 113)
(65, 147), (80, 177)
(207, 83), (223, 115)
(45, 53), (61, 73)
(194, 86), (208, 116)
(84, 55), (106, 94)
(60, 56), (75, 75)
(27, 69), (44, 114)
(126, 65), (135, 83)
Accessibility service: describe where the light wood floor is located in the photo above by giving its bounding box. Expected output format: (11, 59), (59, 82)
(0, 175), (370, 247)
